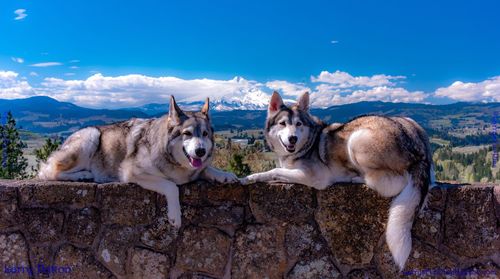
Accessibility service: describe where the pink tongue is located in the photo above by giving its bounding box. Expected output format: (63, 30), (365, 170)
(190, 158), (203, 168)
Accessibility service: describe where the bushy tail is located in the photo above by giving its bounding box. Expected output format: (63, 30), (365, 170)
(37, 161), (53, 180)
(386, 162), (430, 270)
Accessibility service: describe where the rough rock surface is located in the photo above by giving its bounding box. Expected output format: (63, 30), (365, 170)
(232, 224), (287, 279)
(97, 225), (140, 276)
(22, 209), (64, 243)
(288, 256), (340, 279)
(53, 245), (112, 279)
(249, 183), (315, 223)
(0, 233), (30, 279)
(99, 183), (156, 226)
(128, 247), (170, 279)
(315, 183), (390, 268)
(66, 207), (100, 247)
(0, 179), (498, 278)
(176, 226), (231, 277)
(443, 185), (499, 259)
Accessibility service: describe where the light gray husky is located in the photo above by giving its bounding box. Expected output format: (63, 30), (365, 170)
(38, 96), (238, 228)
(241, 92), (436, 270)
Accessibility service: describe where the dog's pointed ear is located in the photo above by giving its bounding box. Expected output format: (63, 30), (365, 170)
(297, 92), (310, 112)
(268, 91), (284, 117)
(201, 97), (210, 116)
(169, 95), (185, 124)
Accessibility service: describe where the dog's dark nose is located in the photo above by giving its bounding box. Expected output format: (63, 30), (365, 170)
(289, 136), (298, 144)
(195, 148), (206, 157)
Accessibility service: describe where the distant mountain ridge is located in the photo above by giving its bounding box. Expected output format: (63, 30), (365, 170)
(0, 96), (147, 134)
(0, 96), (498, 137)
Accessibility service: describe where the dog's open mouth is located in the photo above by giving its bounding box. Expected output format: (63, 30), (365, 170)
(183, 147), (203, 168)
(279, 137), (296, 153)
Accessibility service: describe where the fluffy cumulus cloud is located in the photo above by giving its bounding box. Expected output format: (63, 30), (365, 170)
(0, 69), (498, 109)
(310, 85), (426, 107)
(435, 76), (500, 102)
(36, 72), (428, 108)
(309, 71), (424, 107)
(311, 70), (406, 88)
(0, 71), (34, 99)
(265, 80), (311, 96)
(39, 74), (271, 108)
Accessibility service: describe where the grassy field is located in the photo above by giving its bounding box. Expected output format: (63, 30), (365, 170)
(430, 137), (450, 146)
(452, 145), (491, 154)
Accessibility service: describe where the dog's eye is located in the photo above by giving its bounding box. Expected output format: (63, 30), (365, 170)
(183, 131), (192, 137)
(296, 122), (302, 127)
(279, 121), (286, 126)
(202, 131), (208, 137)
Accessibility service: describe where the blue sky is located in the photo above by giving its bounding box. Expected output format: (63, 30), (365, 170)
(0, 0), (499, 108)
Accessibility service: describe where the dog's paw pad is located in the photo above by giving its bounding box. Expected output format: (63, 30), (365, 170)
(167, 212), (182, 229)
(239, 177), (250, 185)
(168, 217), (181, 229)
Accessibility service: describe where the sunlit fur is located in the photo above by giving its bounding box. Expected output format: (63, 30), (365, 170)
(242, 91), (436, 270)
(39, 96), (237, 228)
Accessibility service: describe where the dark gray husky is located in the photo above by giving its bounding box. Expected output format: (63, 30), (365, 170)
(241, 91), (435, 270)
(39, 96), (238, 228)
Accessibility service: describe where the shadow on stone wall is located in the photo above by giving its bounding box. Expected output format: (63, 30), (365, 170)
(0, 180), (499, 278)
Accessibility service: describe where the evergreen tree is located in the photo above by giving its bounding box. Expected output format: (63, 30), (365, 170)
(228, 152), (251, 177)
(0, 112), (28, 179)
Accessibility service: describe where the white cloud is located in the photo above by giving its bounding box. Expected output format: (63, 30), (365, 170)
(29, 72), (38, 77)
(311, 70), (406, 88)
(310, 85), (426, 107)
(0, 71), (34, 99)
(349, 87), (426, 103)
(2, 69), (499, 109)
(11, 57), (24, 64)
(0, 71), (19, 80)
(14, 9), (27, 20)
(64, 73), (75, 76)
(308, 70), (422, 107)
(38, 74), (271, 108)
(30, 62), (63, 67)
(434, 76), (500, 102)
(69, 66), (79, 69)
(265, 80), (310, 96)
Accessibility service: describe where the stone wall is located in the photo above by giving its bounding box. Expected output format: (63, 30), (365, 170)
(0, 179), (498, 279)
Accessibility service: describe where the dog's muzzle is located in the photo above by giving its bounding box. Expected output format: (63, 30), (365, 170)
(279, 137), (296, 153)
(183, 147), (204, 168)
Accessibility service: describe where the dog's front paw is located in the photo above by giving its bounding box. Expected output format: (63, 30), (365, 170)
(214, 171), (238, 184)
(239, 174), (256, 185)
(167, 209), (182, 229)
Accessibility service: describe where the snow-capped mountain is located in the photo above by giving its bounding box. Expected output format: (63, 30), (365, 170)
(127, 81), (273, 114)
(176, 76), (272, 111)
(208, 87), (270, 111)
